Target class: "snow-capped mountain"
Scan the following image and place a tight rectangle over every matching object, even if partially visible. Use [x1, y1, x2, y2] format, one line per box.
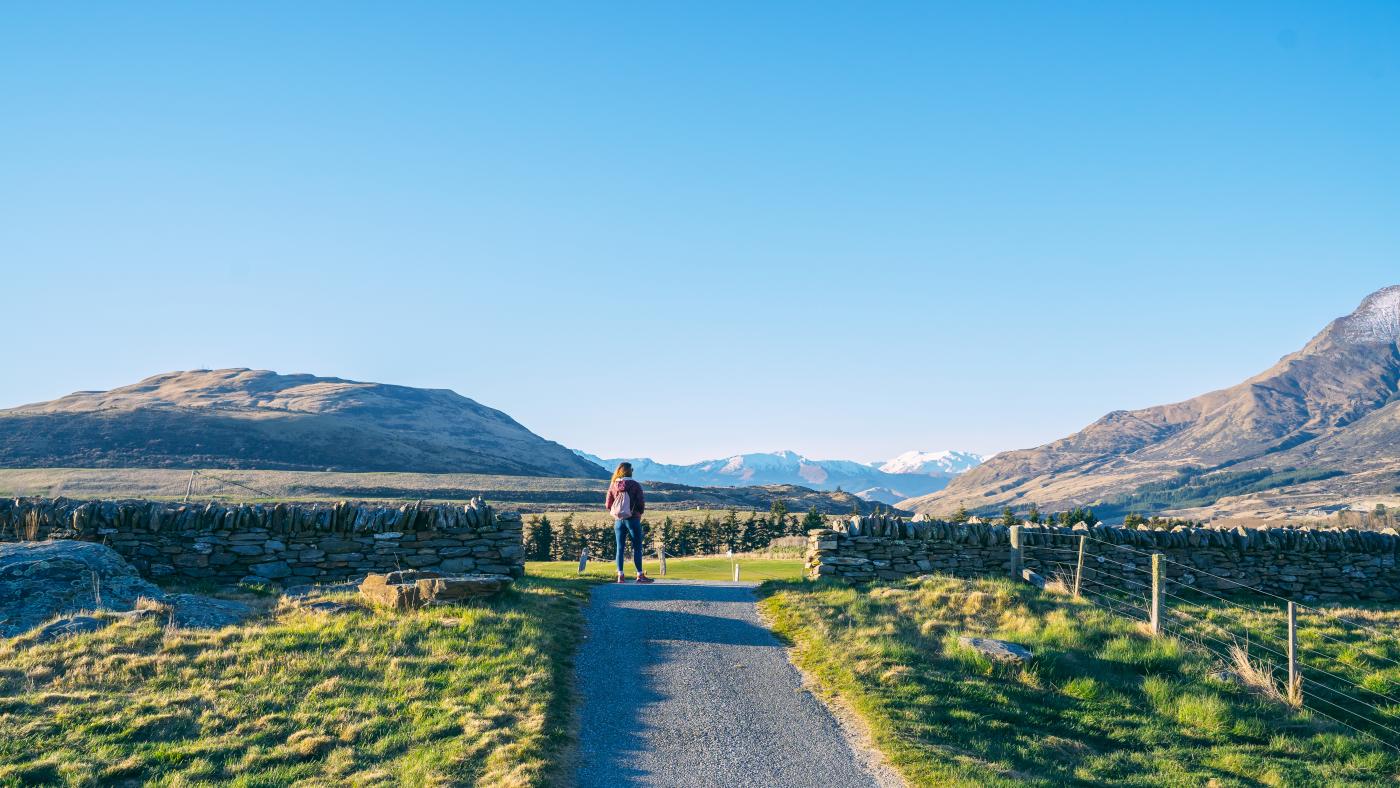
[878, 450, 984, 476]
[573, 449, 983, 505]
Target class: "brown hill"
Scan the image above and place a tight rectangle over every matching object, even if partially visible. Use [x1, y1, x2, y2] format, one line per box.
[0, 369, 606, 479]
[902, 286, 1400, 520]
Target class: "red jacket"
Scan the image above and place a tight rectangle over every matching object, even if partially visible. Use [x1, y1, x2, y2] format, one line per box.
[605, 478, 645, 518]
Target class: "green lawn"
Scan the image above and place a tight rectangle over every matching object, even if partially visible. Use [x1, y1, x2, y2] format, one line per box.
[759, 574, 1396, 786]
[0, 578, 595, 787]
[527, 556, 804, 582]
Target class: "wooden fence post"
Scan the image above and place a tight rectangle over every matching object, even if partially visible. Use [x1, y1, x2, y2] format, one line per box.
[578, 547, 589, 575]
[1150, 553, 1163, 635]
[1287, 601, 1301, 705]
[1073, 535, 1086, 599]
[1009, 525, 1023, 581]
[658, 545, 667, 577]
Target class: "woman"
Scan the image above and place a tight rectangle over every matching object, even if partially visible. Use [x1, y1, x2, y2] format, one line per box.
[605, 462, 654, 584]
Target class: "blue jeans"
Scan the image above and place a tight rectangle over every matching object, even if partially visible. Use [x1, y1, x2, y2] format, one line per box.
[615, 516, 643, 574]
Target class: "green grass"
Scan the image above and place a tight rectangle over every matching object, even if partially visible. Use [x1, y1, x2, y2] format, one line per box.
[0, 578, 596, 787]
[1162, 595, 1400, 742]
[527, 556, 804, 582]
[520, 509, 776, 529]
[758, 574, 1397, 786]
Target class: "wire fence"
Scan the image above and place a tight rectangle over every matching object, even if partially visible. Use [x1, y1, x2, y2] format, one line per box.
[1015, 526, 1400, 753]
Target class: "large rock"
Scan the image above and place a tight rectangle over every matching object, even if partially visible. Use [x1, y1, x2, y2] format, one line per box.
[0, 541, 163, 637]
[0, 541, 259, 639]
[359, 570, 512, 610]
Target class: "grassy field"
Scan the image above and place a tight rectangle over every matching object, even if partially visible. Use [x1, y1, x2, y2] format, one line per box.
[527, 556, 804, 582]
[520, 509, 784, 528]
[0, 468, 875, 514]
[0, 578, 596, 787]
[759, 574, 1396, 786]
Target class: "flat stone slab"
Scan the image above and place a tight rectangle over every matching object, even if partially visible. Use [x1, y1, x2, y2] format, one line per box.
[959, 636, 1034, 663]
[359, 569, 511, 610]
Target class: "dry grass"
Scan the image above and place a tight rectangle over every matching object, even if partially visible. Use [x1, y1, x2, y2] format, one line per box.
[1227, 644, 1301, 708]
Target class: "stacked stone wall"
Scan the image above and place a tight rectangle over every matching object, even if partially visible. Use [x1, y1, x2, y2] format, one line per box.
[0, 497, 523, 584]
[807, 515, 1400, 602]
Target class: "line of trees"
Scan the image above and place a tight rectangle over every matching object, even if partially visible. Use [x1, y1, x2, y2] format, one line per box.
[954, 502, 1103, 527]
[522, 502, 827, 561]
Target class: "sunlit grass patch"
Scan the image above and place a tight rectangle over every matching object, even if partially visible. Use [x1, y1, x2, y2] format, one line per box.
[526, 555, 802, 581]
[0, 578, 593, 787]
[758, 573, 1398, 786]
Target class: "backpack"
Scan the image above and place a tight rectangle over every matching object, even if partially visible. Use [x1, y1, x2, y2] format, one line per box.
[609, 482, 633, 519]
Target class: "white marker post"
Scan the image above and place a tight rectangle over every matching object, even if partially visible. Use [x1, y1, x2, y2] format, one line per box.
[733, 563, 740, 582]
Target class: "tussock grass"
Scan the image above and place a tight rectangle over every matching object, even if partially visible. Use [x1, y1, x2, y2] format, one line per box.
[758, 574, 1396, 786]
[0, 578, 593, 786]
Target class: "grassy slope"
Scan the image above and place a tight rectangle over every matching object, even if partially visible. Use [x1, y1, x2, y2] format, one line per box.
[758, 575, 1396, 787]
[0, 578, 597, 787]
[527, 556, 804, 582]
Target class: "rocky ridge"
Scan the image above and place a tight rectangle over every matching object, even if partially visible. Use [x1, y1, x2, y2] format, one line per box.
[903, 286, 1400, 520]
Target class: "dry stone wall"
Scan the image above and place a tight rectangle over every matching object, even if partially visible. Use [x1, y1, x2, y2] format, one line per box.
[807, 515, 1400, 602]
[0, 497, 523, 585]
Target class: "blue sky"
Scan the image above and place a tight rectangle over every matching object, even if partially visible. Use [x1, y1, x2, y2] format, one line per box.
[3, 2, 1397, 464]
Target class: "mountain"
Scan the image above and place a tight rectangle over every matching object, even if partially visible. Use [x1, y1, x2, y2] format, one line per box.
[575, 449, 983, 504]
[878, 450, 984, 476]
[0, 369, 607, 478]
[902, 286, 1400, 521]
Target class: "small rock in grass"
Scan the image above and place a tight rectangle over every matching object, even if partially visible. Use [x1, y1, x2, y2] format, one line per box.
[958, 636, 1033, 664]
[35, 615, 109, 643]
[282, 580, 363, 600]
[165, 594, 257, 629]
[297, 599, 359, 616]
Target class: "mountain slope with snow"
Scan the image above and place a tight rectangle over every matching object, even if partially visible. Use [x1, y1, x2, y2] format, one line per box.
[878, 450, 984, 476]
[574, 449, 983, 504]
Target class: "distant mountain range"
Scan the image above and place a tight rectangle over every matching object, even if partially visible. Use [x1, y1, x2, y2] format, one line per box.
[0, 369, 606, 479]
[904, 285, 1400, 522]
[574, 449, 983, 504]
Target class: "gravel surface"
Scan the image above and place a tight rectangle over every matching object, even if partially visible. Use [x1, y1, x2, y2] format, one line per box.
[573, 580, 881, 787]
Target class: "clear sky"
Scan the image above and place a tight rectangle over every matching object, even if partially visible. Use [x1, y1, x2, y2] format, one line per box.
[3, 2, 1398, 464]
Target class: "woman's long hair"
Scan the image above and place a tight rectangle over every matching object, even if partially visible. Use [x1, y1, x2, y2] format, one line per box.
[610, 462, 633, 484]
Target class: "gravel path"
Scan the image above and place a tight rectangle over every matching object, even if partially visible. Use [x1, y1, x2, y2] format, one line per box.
[573, 579, 882, 788]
